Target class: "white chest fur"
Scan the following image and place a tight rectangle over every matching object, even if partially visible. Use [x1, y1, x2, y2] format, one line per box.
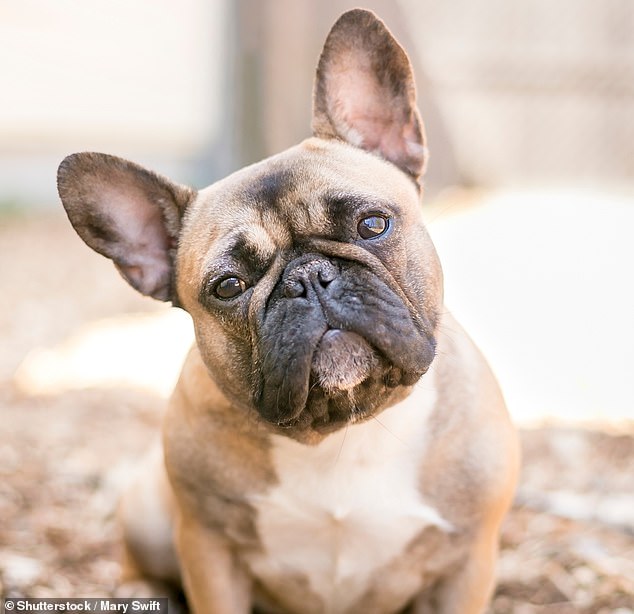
[246, 382, 452, 613]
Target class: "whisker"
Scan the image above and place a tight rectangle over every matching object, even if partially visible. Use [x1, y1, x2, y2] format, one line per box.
[334, 424, 349, 467]
[371, 414, 412, 450]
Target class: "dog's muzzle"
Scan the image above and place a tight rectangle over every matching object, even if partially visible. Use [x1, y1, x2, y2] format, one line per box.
[256, 254, 435, 428]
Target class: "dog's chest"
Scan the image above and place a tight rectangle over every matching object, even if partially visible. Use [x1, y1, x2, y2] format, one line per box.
[245, 389, 452, 613]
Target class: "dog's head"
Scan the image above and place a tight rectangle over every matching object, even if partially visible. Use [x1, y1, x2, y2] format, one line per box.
[57, 9, 443, 440]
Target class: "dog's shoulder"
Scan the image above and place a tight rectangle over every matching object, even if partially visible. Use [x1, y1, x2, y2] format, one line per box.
[163, 347, 276, 527]
[422, 311, 520, 524]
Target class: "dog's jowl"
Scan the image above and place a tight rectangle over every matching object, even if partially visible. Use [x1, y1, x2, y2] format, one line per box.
[57, 9, 519, 614]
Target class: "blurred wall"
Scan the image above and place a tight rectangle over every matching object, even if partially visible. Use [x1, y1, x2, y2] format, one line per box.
[2, 0, 633, 207]
[232, 0, 461, 191]
[401, 0, 634, 187]
[234, 0, 634, 191]
[0, 0, 229, 206]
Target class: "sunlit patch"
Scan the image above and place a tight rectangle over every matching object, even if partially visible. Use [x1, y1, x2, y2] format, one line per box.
[14, 310, 194, 398]
[426, 188, 634, 428]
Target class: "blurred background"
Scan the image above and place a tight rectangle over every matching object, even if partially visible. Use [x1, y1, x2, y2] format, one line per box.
[1, 0, 633, 612]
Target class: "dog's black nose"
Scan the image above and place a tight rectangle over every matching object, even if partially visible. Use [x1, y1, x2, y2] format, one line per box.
[282, 256, 338, 299]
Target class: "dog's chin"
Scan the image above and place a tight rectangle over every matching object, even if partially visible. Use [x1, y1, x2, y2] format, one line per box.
[266, 329, 424, 437]
[311, 329, 378, 392]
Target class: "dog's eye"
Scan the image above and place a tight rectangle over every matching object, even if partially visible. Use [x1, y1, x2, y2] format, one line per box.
[357, 215, 389, 239]
[214, 276, 247, 300]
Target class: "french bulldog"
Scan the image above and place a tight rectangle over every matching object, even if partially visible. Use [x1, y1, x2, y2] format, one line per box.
[57, 8, 519, 614]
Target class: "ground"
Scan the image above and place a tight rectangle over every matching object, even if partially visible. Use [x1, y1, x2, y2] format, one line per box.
[1, 213, 633, 613]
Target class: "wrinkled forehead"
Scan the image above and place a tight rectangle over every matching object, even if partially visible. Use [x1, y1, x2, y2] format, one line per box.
[183, 138, 418, 263]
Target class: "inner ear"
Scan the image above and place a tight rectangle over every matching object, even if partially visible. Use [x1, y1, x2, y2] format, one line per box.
[312, 9, 427, 181]
[57, 152, 196, 302]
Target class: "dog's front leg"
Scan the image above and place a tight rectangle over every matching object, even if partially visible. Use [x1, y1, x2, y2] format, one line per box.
[411, 476, 516, 614]
[175, 511, 252, 614]
[414, 525, 499, 614]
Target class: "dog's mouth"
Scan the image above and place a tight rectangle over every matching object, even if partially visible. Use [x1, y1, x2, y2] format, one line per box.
[264, 328, 427, 435]
[257, 322, 434, 433]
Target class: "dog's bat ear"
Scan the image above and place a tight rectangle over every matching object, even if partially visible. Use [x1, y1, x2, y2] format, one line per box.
[57, 152, 196, 302]
[312, 9, 427, 181]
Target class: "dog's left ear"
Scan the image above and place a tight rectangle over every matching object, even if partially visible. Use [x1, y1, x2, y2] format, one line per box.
[57, 152, 195, 302]
[313, 9, 427, 181]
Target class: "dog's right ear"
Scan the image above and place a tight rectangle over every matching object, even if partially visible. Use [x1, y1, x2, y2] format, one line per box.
[57, 152, 196, 302]
[313, 9, 427, 181]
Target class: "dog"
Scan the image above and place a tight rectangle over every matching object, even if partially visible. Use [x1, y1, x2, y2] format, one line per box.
[57, 9, 519, 614]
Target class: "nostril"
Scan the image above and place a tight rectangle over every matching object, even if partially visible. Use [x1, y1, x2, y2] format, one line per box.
[282, 258, 337, 298]
[284, 278, 306, 299]
[318, 268, 336, 288]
